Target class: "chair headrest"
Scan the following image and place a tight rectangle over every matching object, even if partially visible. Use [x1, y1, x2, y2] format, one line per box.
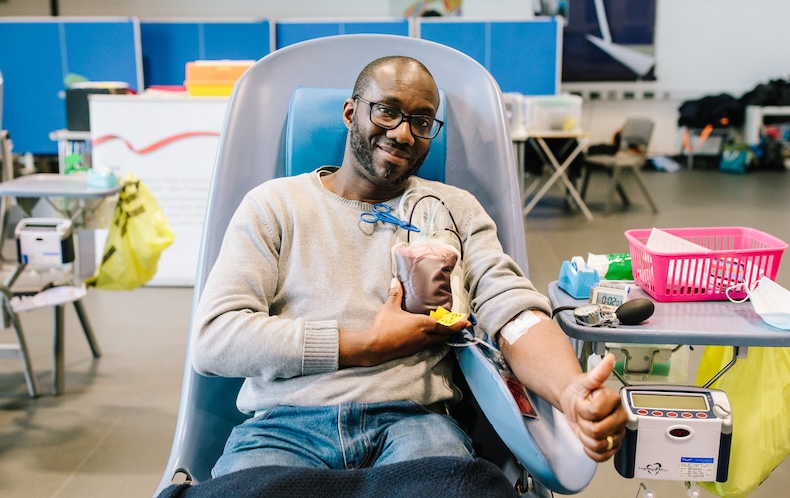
[285, 87, 446, 182]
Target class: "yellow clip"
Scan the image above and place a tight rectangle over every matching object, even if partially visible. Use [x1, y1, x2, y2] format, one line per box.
[431, 306, 467, 326]
[430, 306, 449, 320]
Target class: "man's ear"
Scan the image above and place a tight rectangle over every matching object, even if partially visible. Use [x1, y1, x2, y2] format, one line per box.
[342, 98, 355, 129]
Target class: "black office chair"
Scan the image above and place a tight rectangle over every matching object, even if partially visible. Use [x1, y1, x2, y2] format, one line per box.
[580, 118, 660, 214]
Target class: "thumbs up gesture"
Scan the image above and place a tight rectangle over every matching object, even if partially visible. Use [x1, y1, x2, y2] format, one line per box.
[559, 354, 629, 461]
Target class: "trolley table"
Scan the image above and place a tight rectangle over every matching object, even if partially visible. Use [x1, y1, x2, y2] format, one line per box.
[547, 280, 790, 385]
[0, 174, 121, 395]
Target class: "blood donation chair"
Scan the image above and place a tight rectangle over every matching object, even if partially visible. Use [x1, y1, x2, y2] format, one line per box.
[155, 34, 596, 497]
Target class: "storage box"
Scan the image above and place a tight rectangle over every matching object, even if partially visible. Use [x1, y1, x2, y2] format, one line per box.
[523, 94, 583, 133]
[66, 81, 130, 131]
[185, 60, 255, 96]
[15, 218, 75, 268]
[625, 227, 788, 302]
[503, 92, 528, 136]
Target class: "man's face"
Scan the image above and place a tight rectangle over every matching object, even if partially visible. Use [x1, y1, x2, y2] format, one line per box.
[348, 116, 427, 186]
[346, 64, 439, 189]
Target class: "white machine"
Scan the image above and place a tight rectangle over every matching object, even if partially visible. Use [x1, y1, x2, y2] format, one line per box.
[615, 385, 732, 482]
[15, 218, 75, 268]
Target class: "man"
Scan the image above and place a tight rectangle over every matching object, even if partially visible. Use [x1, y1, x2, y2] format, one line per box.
[192, 55, 626, 478]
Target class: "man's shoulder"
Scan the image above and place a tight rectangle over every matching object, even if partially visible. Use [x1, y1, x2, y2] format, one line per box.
[411, 177, 474, 201]
[248, 172, 314, 196]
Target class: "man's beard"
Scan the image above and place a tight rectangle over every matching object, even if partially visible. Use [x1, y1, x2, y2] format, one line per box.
[349, 119, 428, 186]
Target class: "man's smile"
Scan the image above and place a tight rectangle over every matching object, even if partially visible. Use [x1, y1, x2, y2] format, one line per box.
[377, 143, 411, 164]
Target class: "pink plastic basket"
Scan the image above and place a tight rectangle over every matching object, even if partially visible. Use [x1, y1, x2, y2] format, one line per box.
[625, 227, 788, 302]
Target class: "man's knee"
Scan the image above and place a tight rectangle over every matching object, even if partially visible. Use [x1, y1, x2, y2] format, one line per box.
[376, 414, 474, 464]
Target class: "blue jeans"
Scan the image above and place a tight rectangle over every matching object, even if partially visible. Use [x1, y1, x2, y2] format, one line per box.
[212, 401, 474, 477]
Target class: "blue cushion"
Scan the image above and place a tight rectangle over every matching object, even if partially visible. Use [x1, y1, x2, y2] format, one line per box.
[285, 87, 446, 182]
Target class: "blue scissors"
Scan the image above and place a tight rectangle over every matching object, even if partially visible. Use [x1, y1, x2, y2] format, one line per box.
[360, 203, 420, 232]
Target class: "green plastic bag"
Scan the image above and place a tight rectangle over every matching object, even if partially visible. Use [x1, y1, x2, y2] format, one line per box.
[85, 174, 175, 290]
[695, 346, 790, 497]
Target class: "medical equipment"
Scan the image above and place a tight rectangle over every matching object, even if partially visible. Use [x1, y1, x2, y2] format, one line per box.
[15, 218, 75, 268]
[727, 276, 790, 330]
[393, 241, 460, 315]
[360, 203, 420, 232]
[573, 304, 609, 326]
[615, 385, 732, 482]
[401, 190, 464, 256]
[590, 281, 631, 313]
[392, 189, 466, 315]
[555, 298, 654, 327]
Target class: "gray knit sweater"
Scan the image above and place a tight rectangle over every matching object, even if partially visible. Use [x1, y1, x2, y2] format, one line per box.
[191, 168, 551, 415]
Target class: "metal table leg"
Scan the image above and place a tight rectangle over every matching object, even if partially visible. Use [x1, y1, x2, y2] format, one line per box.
[52, 304, 65, 395]
[1, 293, 39, 397]
[73, 299, 101, 358]
[523, 136, 593, 220]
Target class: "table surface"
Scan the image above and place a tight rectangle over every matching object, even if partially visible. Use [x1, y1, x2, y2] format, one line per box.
[511, 129, 591, 141]
[49, 129, 92, 141]
[0, 173, 122, 199]
[547, 280, 790, 347]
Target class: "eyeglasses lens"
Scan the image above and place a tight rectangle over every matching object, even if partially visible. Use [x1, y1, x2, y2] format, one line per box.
[367, 102, 440, 139]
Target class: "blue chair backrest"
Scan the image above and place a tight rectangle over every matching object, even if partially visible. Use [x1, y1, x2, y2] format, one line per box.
[285, 87, 446, 181]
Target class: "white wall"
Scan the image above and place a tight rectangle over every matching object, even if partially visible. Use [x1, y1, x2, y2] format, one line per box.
[0, 0, 50, 15]
[565, 0, 790, 155]
[655, 0, 790, 96]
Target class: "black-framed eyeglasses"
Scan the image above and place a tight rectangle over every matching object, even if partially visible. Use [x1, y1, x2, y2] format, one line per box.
[354, 96, 444, 139]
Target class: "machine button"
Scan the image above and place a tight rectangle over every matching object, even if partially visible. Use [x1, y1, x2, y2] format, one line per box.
[681, 412, 693, 418]
[636, 409, 648, 415]
[667, 411, 678, 417]
[696, 412, 708, 418]
[652, 411, 663, 417]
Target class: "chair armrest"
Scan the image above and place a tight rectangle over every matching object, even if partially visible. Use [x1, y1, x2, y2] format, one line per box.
[454, 342, 597, 494]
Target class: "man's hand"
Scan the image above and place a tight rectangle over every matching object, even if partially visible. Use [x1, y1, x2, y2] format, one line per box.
[339, 278, 471, 367]
[559, 353, 628, 462]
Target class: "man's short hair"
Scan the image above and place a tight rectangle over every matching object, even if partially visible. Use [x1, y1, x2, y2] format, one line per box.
[352, 56, 435, 98]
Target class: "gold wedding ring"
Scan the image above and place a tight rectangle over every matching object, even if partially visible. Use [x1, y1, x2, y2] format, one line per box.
[606, 435, 614, 451]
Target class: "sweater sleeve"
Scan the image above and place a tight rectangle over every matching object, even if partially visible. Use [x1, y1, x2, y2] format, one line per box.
[458, 193, 552, 336]
[191, 192, 339, 380]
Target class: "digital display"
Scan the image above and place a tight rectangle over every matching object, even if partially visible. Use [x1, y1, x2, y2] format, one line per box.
[598, 292, 624, 306]
[630, 392, 708, 411]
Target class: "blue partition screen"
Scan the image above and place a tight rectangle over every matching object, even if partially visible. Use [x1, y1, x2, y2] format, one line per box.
[0, 18, 141, 154]
[276, 20, 410, 49]
[0, 17, 560, 154]
[418, 18, 560, 96]
[141, 20, 271, 87]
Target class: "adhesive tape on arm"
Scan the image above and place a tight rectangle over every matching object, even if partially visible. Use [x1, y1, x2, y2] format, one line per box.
[500, 311, 549, 345]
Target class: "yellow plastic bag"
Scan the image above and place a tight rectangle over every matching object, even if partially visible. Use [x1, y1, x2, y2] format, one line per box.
[85, 174, 175, 290]
[695, 345, 790, 497]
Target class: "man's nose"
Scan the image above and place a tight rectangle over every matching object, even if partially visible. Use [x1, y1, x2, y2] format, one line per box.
[387, 120, 415, 145]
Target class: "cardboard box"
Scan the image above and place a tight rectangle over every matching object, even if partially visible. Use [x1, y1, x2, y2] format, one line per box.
[185, 60, 255, 97]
